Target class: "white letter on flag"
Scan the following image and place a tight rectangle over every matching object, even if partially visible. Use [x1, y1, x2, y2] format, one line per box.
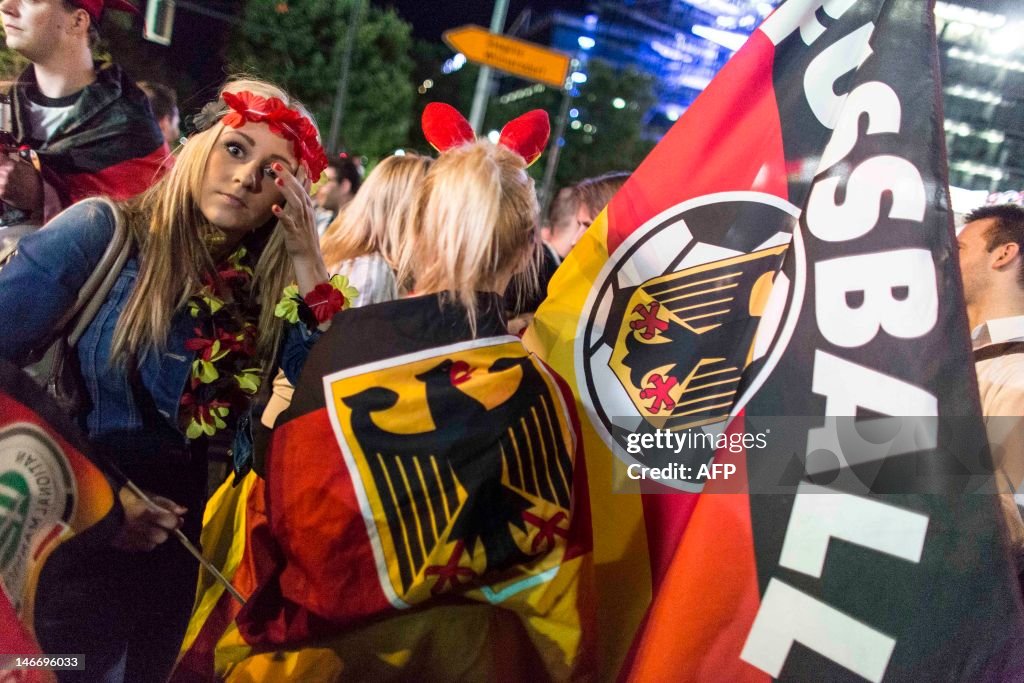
[760, 0, 860, 46]
[808, 156, 926, 243]
[741, 578, 896, 682]
[778, 482, 929, 577]
[815, 249, 937, 347]
[817, 82, 902, 174]
[803, 22, 876, 128]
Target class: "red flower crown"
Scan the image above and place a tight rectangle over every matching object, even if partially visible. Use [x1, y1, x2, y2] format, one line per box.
[221, 91, 328, 180]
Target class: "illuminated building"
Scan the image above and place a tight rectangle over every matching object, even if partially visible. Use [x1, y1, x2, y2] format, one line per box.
[936, 0, 1024, 195]
[509, 0, 1020, 196]
[522, 0, 777, 136]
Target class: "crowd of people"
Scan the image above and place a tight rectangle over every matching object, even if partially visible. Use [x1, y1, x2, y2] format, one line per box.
[0, 1, 621, 680]
[1, 0, 1023, 682]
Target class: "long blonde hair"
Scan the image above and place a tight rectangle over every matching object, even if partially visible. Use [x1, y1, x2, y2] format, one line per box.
[111, 78, 320, 373]
[397, 140, 539, 334]
[320, 153, 431, 270]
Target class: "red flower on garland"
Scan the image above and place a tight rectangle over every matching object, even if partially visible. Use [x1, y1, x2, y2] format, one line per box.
[304, 283, 345, 324]
[221, 90, 328, 179]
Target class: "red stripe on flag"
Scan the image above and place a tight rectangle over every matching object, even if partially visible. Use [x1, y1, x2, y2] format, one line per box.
[63, 143, 173, 203]
[624, 415, 765, 681]
[640, 487, 700, 591]
[605, 31, 786, 254]
[31, 525, 63, 562]
[237, 408, 391, 648]
[0, 590, 47, 675]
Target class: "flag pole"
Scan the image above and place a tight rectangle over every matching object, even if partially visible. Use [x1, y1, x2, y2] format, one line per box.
[97, 451, 248, 607]
[539, 72, 574, 216]
[326, 0, 366, 155]
[120, 479, 247, 606]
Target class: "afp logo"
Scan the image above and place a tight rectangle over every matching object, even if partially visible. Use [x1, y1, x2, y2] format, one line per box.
[575, 192, 804, 487]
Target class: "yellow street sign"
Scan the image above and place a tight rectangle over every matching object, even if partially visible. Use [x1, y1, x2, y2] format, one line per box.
[443, 25, 573, 90]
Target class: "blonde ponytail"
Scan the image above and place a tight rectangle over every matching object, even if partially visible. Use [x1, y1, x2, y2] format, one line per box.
[398, 141, 540, 334]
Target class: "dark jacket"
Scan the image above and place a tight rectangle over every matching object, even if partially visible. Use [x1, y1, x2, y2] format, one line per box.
[6, 62, 171, 224]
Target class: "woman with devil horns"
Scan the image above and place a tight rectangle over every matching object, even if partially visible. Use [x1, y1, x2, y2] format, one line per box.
[214, 104, 595, 679]
[0, 78, 345, 682]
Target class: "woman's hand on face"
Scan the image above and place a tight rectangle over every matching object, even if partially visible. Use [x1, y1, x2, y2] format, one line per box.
[111, 486, 186, 552]
[271, 163, 316, 256]
[271, 163, 329, 293]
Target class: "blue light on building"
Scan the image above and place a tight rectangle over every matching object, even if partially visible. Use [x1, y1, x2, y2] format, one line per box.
[535, 0, 782, 136]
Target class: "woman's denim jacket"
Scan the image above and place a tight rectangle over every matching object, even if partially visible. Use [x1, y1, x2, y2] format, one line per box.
[0, 199, 315, 445]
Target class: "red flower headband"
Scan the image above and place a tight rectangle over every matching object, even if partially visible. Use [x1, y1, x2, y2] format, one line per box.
[422, 102, 550, 167]
[221, 91, 328, 180]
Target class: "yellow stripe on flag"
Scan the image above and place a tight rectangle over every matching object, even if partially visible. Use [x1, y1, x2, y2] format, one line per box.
[524, 210, 652, 677]
[178, 471, 256, 658]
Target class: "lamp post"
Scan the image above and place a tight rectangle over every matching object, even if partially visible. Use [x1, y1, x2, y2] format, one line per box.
[327, 0, 365, 156]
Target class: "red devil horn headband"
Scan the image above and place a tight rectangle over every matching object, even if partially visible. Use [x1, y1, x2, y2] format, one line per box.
[421, 102, 550, 167]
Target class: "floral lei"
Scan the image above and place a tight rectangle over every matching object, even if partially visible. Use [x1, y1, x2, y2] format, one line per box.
[274, 274, 358, 328]
[179, 245, 262, 439]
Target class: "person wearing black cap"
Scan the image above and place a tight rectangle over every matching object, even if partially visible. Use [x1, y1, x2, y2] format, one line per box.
[0, 0, 170, 227]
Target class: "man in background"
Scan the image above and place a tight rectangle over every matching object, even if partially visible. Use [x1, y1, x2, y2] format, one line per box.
[957, 204, 1024, 550]
[540, 186, 579, 265]
[137, 80, 180, 148]
[315, 153, 362, 234]
[0, 0, 169, 226]
[570, 171, 631, 248]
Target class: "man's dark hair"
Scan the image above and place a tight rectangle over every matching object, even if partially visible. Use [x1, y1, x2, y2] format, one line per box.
[574, 171, 631, 219]
[61, 1, 100, 48]
[137, 81, 177, 120]
[965, 203, 1024, 287]
[328, 154, 362, 195]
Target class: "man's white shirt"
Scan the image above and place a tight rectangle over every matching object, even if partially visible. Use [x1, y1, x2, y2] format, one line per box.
[972, 315, 1024, 505]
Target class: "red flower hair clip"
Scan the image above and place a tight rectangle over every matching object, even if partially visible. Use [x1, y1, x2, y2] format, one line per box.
[422, 102, 550, 167]
[221, 91, 329, 180]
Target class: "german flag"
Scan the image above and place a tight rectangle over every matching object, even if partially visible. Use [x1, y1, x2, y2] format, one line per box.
[0, 360, 118, 678]
[175, 295, 595, 680]
[525, 0, 1024, 679]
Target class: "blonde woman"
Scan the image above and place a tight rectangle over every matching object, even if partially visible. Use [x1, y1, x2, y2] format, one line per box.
[321, 156, 430, 303]
[320, 153, 430, 303]
[0, 78, 341, 682]
[258, 153, 430, 430]
[227, 105, 594, 680]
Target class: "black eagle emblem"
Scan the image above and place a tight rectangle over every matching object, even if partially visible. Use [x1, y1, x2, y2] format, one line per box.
[340, 353, 574, 599]
[612, 246, 788, 430]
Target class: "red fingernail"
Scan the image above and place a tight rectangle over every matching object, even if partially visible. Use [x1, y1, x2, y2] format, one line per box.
[275, 178, 284, 186]
[273, 163, 283, 172]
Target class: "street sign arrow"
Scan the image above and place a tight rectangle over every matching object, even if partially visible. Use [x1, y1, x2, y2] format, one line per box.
[443, 25, 573, 90]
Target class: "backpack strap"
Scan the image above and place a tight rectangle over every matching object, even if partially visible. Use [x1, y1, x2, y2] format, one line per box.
[21, 197, 131, 363]
[974, 342, 1024, 363]
[64, 197, 131, 347]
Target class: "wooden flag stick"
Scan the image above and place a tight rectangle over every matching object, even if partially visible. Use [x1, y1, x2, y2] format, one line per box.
[122, 479, 247, 606]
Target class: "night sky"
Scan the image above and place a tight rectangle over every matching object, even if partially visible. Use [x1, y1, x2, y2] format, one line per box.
[376, 0, 589, 41]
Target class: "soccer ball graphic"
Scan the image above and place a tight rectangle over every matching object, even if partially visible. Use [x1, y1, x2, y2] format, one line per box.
[575, 191, 803, 491]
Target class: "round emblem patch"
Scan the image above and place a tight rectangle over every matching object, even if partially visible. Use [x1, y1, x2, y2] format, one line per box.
[0, 424, 75, 610]
[574, 191, 804, 489]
